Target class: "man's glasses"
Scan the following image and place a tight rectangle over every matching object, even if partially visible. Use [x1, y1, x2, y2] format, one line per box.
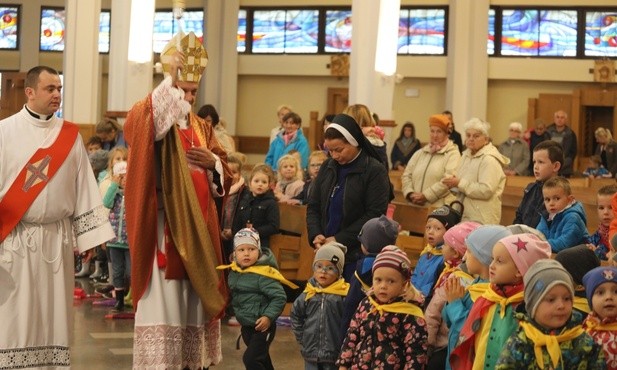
[313, 262, 338, 275]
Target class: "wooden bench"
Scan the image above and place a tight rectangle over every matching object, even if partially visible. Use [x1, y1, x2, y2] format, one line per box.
[505, 175, 590, 189]
[389, 170, 403, 192]
[390, 201, 434, 236]
[395, 234, 425, 269]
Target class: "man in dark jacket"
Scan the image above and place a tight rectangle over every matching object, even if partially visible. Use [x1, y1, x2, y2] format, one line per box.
[546, 110, 577, 177]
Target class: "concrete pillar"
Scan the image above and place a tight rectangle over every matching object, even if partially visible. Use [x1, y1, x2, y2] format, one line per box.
[62, 0, 101, 124]
[445, 0, 489, 123]
[201, 0, 239, 135]
[107, 0, 154, 115]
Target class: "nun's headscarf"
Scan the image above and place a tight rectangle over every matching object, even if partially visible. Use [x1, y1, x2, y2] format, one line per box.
[327, 114, 383, 163]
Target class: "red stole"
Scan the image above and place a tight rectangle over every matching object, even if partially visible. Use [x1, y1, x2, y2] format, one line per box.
[0, 121, 78, 243]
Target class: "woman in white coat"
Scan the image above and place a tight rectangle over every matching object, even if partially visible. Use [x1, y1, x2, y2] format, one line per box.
[442, 118, 509, 225]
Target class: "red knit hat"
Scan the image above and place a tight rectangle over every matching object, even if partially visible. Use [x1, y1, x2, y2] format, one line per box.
[372, 245, 412, 280]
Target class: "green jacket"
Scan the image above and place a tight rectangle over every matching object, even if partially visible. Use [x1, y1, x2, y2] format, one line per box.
[228, 249, 287, 327]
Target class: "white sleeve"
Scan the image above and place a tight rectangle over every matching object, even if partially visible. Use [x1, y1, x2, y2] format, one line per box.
[151, 76, 192, 141]
[207, 153, 225, 198]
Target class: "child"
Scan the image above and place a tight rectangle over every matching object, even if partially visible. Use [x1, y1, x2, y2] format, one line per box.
[102, 161, 131, 312]
[583, 266, 617, 369]
[85, 135, 103, 153]
[288, 150, 327, 205]
[442, 224, 512, 370]
[495, 259, 605, 369]
[232, 164, 280, 250]
[221, 155, 246, 260]
[588, 185, 617, 260]
[425, 221, 480, 369]
[451, 233, 552, 370]
[216, 228, 296, 370]
[339, 215, 400, 344]
[412, 202, 463, 298]
[537, 176, 589, 253]
[555, 245, 601, 315]
[291, 242, 350, 370]
[88, 149, 109, 181]
[99, 146, 129, 198]
[337, 246, 428, 369]
[274, 154, 304, 203]
[514, 140, 563, 227]
[584, 155, 612, 179]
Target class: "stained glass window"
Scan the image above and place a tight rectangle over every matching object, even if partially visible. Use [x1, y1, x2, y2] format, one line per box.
[585, 11, 617, 57]
[238, 9, 246, 52]
[40, 8, 111, 53]
[0, 6, 19, 50]
[398, 8, 446, 55]
[488, 8, 495, 55]
[152, 9, 204, 53]
[325, 10, 352, 53]
[252, 10, 318, 53]
[501, 9, 577, 57]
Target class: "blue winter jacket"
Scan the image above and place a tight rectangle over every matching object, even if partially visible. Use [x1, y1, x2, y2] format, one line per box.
[537, 201, 589, 253]
[265, 129, 310, 170]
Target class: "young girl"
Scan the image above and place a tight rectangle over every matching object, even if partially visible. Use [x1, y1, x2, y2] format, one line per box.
[451, 233, 552, 370]
[424, 221, 479, 369]
[232, 164, 280, 250]
[412, 202, 462, 298]
[583, 266, 617, 369]
[495, 259, 605, 369]
[337, 246, 428, 369]
[291, 242, 349, 370]
[288, 150, 327, 205]
[274, 154, 304, 203]
[555, 245, 601, 315]
[442, 225, 513, 370]
[103, 161, 131, 312]
[221, 155, 246, 260]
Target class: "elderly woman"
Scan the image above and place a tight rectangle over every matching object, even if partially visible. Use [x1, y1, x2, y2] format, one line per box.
[401, 114, 461, 207]
[391, 122, 421, 170]
[498, 122, 530, 176]
[594, 127, 617, 177]
[307, 114, 390, 281]
[265, 111, 310, 170]
[442, 118, 509, 225]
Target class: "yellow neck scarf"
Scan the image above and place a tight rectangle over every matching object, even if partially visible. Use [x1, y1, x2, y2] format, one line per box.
[354, 270, 371, 292]
[217, 262, 299, 289]
[367, 295, 424, 318]
[584, 316, 617, 332]
[304, 279, 350, 301]
[467, 282, 490, 302]
[420, 244, 443, 256]
[519, 321, 584, 369]
[573, 296, 591, 314]
[481, 286, 524, 318]
[436, 262, 473, 287]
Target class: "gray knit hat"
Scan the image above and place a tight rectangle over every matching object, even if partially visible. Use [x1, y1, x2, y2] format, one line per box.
[88, 149, 109, 173]
[358, 215, 399, 254]
[233, 228, 261, 251]
[314, 242, 347, 276]
[465, 225, 512, 266]
[524, 259, 574, 319]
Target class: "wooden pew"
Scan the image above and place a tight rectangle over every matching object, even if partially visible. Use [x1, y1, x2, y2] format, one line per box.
[391, 201, 434, 236]
[395, 234, 425, 269]
[389, 170, 403, 192]
[505, 175, 590, 189]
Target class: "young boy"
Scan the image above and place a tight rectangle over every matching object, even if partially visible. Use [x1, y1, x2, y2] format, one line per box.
[85, 135, 103, 154]
[216, 228, 297, 369]
[514, 140, 563, 228]
[537, 176, 589, 253]
[291, 242, 349, 370]
[451, 233, 552, 370]
[337, 246, 428, 369]
[495, 259, 604, 369]
[339, 215, 400, 344]
[221, 155, 246, 260]
[588, 185, 617, 260]
[412, 202, 463, 298]
[583, 155, 612, 179]
[583, 266, 617, 369]
[442, 225, 512, 370]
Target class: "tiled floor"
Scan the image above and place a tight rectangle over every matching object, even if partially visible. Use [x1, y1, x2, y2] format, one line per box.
[71, 278, 304, 369]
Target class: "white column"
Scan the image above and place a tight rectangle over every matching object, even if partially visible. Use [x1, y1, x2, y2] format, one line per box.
[349, 0, 399, 121]
[107, 0, 154, 114]
[19, 3, 40, 72]
[445, 0, 489, 122]
[63, 0, 101, 123]
[201, 0, 239, 135]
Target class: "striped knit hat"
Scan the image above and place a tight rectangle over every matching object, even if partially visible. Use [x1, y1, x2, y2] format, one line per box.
[372, 245, 412, 280]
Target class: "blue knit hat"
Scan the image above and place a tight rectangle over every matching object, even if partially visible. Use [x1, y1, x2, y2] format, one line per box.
[582, 266, 617, 310]
[465, 225, 512, 266]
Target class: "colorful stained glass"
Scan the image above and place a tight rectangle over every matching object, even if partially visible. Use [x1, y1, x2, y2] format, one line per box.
[252, 10, 318, 53]
[153, 10, 204, 53]
[501, 9, 577, 57]
[585, 11, 617, 57]
[325, 10, 352, 53]
[488, 8, 495, 55]
[99, 11, 110, 54]
[237, 9, 246, 52]
[0, 6, 18, 50]
[40, 8, 111, 53]
[399, 8, 446, 55]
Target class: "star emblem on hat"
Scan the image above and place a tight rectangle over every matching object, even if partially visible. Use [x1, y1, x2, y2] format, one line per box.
[603, 269, 615, 280]
[513, 237, 528, 253]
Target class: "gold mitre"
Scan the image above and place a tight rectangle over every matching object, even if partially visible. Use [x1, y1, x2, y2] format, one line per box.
[160, 32, 208, 83]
